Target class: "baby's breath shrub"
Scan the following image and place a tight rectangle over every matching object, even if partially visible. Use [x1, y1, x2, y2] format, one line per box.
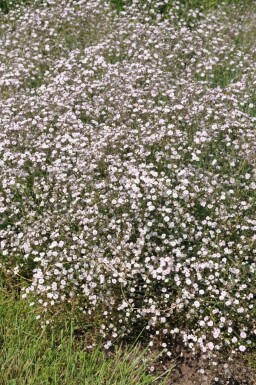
[0, 0, 255, 358]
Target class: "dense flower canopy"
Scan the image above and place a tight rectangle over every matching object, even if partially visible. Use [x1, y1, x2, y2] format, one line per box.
[0, 0, 255, 356]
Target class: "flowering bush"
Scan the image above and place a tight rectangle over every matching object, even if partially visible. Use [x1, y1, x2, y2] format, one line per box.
[0, 0, 255, 356]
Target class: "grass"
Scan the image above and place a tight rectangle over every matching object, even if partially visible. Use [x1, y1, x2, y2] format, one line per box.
[0, 0, 29, 13]
[0, 287, 168, 385]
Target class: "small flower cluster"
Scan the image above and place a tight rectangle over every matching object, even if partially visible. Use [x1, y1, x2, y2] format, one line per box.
[0, 0, 255, 356]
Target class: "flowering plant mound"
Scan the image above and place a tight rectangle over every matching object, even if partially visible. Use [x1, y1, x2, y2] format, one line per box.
[0, 0, 255, 356]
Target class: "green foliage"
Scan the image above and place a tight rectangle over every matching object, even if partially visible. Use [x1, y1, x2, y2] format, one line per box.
[0, 0, 10, 13]
[110, 0, 126, 12]
[0, 288, 166, 385]
[0, 0, 29, 13]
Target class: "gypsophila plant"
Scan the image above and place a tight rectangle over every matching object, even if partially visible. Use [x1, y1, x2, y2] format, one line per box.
[0, 0, 255, 359]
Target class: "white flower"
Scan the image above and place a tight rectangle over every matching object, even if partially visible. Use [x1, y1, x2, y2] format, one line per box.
[239, 345, 246, 352]
[212, 328, 220, 339]
[207, 342, 214, 350]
